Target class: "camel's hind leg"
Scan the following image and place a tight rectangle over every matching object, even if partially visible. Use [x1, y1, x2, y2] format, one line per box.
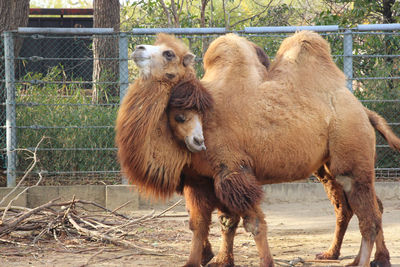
[335, 171, 387, 267]
[371, 225, 391, 267]
[183, 177, 216, 267]
[315, 165, 354, 260]
[207, 210, 240, 267]
[242, 206, 274, 267]
[317, 178, 389, 264]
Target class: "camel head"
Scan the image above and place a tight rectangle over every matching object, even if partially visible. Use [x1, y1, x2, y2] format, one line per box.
[132, 33, 196, 82]
[168, 108, 205, 153]
[168, 77, 214, 153]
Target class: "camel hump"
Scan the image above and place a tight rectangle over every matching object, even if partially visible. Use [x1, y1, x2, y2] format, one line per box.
[276, 30, 335, 66]
[365, 107, 400, 152]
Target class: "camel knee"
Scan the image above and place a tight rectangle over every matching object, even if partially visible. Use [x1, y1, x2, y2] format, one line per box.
[243, 215, 262, 236]
[219, 213, 240, 232]
[189, 217, 209, 235]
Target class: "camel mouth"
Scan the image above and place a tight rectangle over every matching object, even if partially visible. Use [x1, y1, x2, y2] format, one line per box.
[133, 55, 150, 61]
[132, 54, 150, 65]
[132, 49, 151, 65]
[185, 136, 206, 153]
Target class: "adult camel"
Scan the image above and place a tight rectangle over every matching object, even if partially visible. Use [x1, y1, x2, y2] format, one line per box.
[167, 31, 398, 267]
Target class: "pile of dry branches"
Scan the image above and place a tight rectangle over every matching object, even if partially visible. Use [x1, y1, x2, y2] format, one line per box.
[0, 137, 182, 255]
[0, 195, 182, 252]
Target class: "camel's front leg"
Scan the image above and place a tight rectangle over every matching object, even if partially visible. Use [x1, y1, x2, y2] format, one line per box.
[183, 178, 216, 267]
[243, 206, 274, 267]
[207, 210, 240, 267]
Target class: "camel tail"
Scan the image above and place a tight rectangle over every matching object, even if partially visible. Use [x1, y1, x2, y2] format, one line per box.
[365, 107, 400, 152]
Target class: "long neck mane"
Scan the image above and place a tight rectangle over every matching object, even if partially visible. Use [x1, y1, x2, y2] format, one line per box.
[116, 78, 190, 199]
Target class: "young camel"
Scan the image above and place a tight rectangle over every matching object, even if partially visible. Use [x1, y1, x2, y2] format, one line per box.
[167, 32, 400, 267]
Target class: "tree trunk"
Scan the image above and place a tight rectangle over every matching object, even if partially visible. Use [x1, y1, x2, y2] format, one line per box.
[382, 0, 396, 23]
[0, 0, 30, 182]
[200, 0, 210, 56]
[92, 0, 120, 103]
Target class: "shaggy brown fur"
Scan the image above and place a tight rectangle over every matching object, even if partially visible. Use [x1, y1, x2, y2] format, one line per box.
[167, 32, 396, 267]
[115, 34, 212, 199]
[169, 78, 214, 112]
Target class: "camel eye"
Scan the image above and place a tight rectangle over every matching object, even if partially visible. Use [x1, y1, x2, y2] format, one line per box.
[175, 114, 186, 123]
[163, 50, 175, 60]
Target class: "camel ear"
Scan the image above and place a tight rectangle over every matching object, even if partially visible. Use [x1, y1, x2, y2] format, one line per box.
[183, 53, 195, 67]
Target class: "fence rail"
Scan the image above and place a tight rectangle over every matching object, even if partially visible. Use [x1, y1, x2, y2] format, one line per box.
[1, 24, 399, 187]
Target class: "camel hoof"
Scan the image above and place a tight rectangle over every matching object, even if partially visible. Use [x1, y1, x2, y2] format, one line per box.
[345, 261, 359, 267]
[206, 262, 234, 267]
[315, 251, 339, 260]
[370, 259, 391, 267]
[201, 251, 215, 266]
[206, 255, 234, 267]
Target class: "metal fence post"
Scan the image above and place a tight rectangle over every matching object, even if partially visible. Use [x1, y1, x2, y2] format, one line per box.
[4, 31, 16, 187]
[119, 33, 129, 184]
[343, 29, 353, 92]
[119, 33, 129, 102]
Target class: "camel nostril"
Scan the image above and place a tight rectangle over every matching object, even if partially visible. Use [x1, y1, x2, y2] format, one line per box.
[193, 136, 204, 146]
[136, 45, 145, 50]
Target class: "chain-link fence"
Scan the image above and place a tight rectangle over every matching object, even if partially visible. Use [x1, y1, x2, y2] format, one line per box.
[1, 25, 399, 187]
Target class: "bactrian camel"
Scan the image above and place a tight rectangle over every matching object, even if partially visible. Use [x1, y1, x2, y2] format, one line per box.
[116, 32, 400, 267]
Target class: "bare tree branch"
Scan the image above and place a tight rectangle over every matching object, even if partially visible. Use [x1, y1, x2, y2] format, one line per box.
[230, 0, 274, 28]
[159, 0, 172, 27]
[0, 197, 61, 236]
[229, 0, 242, 14]
[170, 0, 180, 27]
[0, 137, 47, 208]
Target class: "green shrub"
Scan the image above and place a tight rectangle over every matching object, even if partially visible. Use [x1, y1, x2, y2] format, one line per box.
[16, 66, 119, 184]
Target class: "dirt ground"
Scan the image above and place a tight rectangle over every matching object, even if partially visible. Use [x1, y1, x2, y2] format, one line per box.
[1, 199, 399, 267]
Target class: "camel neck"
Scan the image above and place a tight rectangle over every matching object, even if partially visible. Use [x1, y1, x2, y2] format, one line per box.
[116, 76, 190, 199]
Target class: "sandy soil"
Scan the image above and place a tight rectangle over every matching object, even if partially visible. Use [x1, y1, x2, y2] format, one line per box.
[1, 199, 399, 267]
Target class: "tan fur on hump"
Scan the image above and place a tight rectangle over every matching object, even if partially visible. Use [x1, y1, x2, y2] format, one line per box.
[115, 34, 194, 199]
[202, 33, 268, 88]
[276, 30, 332, 61]
[268, 31, 346, 91]
[203, 33, 267, 73]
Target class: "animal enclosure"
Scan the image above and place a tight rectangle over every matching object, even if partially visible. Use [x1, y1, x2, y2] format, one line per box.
[1, 24, 399, 187]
